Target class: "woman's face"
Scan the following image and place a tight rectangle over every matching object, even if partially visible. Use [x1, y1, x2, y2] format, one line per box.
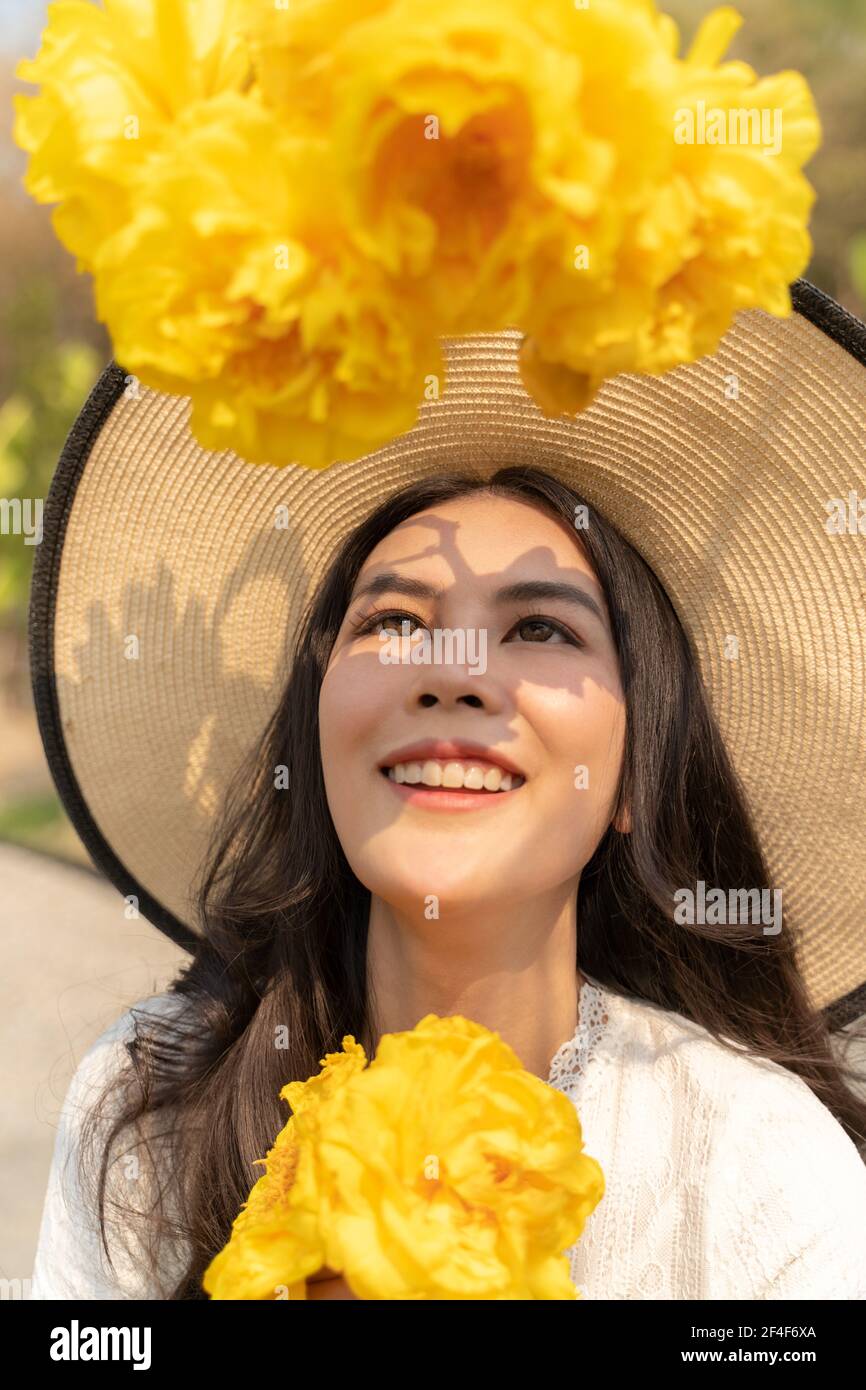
[319, 492, 628, 915]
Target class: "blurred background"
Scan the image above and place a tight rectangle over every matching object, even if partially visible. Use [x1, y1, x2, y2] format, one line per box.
[1, 0, 865, 1292]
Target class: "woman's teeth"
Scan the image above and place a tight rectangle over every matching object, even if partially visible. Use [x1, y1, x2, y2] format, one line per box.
[384, 760, 524, 792]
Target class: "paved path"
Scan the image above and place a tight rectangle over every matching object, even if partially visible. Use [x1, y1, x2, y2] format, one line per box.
[0, 841, 187, 1289]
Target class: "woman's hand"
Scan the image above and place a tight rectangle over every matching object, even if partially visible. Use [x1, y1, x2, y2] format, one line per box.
[306, 1265, 359, 1300]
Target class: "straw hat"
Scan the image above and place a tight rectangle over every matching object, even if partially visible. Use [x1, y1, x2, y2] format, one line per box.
[28, 277, 866, 1027]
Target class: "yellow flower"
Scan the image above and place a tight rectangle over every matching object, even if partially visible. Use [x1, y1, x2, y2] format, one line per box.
[205, 1017, 604, 1300]
[244, 0, 615, 331]
[247, 0, 820, 414]
[12, 0, 253, 267]
[203, 1037, 367, 1300]
[90, 92, 444, 466]
[280, 1034, 369, 1119]
[517, 4, 821, 412]
[309, 1015, 604, 1300]
[13, 0, 821, 462]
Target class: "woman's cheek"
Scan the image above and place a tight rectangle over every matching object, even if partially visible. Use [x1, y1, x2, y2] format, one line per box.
[578, 698, 627, 829]
[529, 684, 624, 830]
[319, 656, 401, 835]
[321, 650, 385, 754]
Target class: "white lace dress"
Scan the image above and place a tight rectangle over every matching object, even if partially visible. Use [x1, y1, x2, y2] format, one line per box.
[551, 977, 866, 1298]
[30, 976, 866, 1299]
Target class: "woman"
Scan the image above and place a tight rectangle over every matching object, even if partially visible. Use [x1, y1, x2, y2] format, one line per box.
[27, 296, 866, 1300]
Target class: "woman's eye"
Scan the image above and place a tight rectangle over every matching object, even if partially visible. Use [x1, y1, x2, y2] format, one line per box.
[356, 609, 426, 638]
[352, 609, 580, 645]
[508, 617, 580, 645]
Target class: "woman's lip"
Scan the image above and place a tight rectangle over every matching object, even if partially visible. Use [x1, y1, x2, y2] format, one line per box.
[380, 769, 525, 811]
[377, 740, 526, 778]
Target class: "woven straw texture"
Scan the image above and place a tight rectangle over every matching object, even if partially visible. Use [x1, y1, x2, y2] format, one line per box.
[34, 300, 866, 1017]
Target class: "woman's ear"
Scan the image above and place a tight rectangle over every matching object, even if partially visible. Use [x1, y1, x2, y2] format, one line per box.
[612, 803, 631, 834]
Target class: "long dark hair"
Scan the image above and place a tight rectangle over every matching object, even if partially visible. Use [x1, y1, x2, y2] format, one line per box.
[79, 465, 866, 1299]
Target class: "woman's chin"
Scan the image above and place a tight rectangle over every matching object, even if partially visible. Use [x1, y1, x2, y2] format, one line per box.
[359, 870, 531, 918]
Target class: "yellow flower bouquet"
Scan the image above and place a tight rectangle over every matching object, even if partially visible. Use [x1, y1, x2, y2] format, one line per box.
[12, 0, 820, 469]
[203, 1014, 605, 1300]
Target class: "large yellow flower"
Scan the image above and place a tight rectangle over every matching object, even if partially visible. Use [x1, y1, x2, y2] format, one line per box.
[246, 0, 820, 413]
[518, 5, 821, 411]
[13, 0, 821, 462]
[12, 0, 253, 266]
[203, 1037, 367, 1300]
[205, 1017, 604, 1300]
[308, 1015, 604, 1300]
[245, 0, 621, 331]
[87, 92, 444, 466]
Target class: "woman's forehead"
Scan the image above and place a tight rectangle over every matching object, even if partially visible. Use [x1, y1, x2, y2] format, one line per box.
[356, 492, 599, 587]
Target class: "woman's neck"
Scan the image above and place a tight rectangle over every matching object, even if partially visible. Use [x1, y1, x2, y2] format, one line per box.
[362, 887, 583, 1082]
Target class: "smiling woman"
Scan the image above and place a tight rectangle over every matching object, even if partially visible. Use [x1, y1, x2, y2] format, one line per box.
[317, 484, 630, 1058]
[28, 461, 866, 1301]
[13, 0, 866, 1308]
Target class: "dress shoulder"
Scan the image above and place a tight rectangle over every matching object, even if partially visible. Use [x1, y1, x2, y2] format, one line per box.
[704, 1046, 866, 1298]
[30, 991, 191, 1300]
[603, 987, 866, 1298]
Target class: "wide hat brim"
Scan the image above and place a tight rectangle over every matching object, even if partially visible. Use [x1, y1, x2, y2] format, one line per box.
[29, 279, 866, 1027]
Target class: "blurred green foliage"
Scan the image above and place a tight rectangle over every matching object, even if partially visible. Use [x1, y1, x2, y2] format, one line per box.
[0, 790, 63, 838]
[0, 278, 100, 628]
[851, 235, 866, 304]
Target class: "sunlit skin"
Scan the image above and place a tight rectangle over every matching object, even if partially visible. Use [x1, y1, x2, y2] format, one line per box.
[312, 492, 630, 1298]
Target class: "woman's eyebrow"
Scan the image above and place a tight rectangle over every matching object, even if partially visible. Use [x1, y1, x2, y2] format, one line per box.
[351, 572, 441, 603]
[351, 572, 607, 628]
[494, 580, 607, 628]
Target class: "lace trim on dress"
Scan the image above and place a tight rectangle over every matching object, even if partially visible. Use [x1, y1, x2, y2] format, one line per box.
[545, 977, 618, 1300]
[546, 977, 614, 1096]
